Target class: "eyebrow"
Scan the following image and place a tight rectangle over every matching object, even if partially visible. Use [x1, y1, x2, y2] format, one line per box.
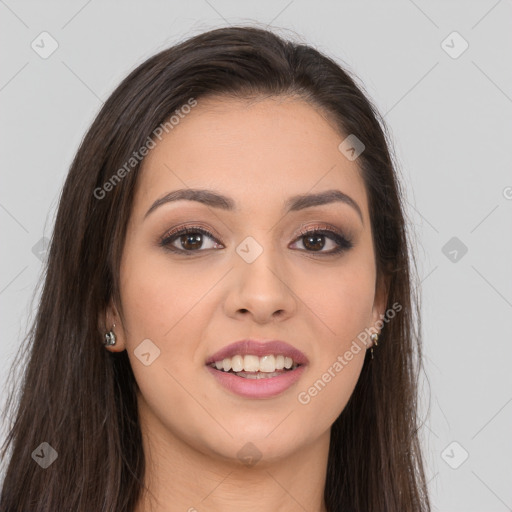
[144, 188, 363, 223]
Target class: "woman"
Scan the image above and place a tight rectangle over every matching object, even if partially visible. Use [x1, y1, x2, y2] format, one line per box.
[0, 25, 431, 511]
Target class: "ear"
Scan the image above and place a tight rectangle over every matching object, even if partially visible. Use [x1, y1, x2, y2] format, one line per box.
[99, 299, 127, 352]
[370, 273, 389, 344]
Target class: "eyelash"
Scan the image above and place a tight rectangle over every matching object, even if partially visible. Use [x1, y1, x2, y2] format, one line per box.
[159, 224, 353, 257]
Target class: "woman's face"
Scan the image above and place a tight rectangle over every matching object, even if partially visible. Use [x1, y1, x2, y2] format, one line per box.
[109, 95, 387, 465]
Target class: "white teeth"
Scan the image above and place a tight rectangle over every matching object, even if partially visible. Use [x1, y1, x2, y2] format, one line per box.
[231, 354, 244, 372]
[210, 354, 300, 373]
[259, 355, 275, 372]
[243, 355, 260, 372]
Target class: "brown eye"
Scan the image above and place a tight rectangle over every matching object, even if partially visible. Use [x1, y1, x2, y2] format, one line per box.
[302, 232, 327, 251]
[159, 225, 353, 256]
[291, 228, 353, 255]
[160, 227, 222, 253]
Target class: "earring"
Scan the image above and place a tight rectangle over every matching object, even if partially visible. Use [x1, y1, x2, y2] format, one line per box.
[370, 332, 379, 360]
[103, 323, 116, 347]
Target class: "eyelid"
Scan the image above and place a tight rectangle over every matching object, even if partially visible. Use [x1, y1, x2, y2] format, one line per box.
[160, 223, 222, 244]
[294, 222, 348, 239]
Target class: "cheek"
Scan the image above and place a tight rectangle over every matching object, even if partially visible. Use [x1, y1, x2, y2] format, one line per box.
[119, 246, 206, 341]
[119, 246, 219, 393]
[119, 249, 211, 418]
[295, 257, 374, 419]
[313, 260, 376, 344]
[295, 278, 372, 429]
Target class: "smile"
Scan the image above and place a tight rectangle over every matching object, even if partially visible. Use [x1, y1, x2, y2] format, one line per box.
[209, 354, 300, 374]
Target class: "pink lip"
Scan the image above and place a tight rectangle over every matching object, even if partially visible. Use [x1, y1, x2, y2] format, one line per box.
[205, 339, 309, 366]
[205, 364, 307, 399]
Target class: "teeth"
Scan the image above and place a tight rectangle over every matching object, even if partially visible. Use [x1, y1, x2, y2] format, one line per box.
[211, 354, 300, 373]
[244, 355, 260, 372]
[231, 354, 244, 372]
[259, 355, 275, 372]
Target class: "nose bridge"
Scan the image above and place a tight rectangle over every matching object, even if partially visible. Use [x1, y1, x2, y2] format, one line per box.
[225, 232, 297, 322]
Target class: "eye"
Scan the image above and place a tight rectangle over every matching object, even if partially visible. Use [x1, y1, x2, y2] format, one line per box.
[290, 226, 353, 255]
[159, 224, 354, 256]
[159, 226, 223, 254]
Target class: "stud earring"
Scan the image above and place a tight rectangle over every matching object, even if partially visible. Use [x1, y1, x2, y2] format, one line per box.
[370, 332, 379, 360]
[103, 323, 116, 347]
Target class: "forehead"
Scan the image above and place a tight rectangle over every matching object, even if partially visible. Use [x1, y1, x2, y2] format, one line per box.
[134, 95, 368, 220]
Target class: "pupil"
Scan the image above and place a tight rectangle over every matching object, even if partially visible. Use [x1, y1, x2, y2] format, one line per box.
[304, 234, 324, 251]
[182, 233, 202, 250]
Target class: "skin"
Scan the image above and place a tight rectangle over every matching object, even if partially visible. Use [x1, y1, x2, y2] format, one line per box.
[103, 95, 388, 512]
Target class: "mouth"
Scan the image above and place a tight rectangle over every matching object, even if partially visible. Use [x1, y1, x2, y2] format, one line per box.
[204, 340, 308, 399]
[207, 354, 303, 379]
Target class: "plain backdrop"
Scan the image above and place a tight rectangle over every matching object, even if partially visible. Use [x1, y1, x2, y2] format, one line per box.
[1, 1, 511, 511]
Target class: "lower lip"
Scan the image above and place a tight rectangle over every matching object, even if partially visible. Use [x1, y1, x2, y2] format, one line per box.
[205, 365, 307, 399]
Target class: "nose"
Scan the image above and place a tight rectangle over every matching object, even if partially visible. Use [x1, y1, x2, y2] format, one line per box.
[223, 247, 297, 324]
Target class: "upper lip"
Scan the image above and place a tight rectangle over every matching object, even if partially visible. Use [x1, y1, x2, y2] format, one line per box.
[205, 339, 309, 366]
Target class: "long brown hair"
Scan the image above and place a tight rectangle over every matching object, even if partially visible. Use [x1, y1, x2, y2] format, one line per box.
[0, 25, 430, 511]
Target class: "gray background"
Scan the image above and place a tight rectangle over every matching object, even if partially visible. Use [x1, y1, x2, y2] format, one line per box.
[1, 1, 511, 510]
